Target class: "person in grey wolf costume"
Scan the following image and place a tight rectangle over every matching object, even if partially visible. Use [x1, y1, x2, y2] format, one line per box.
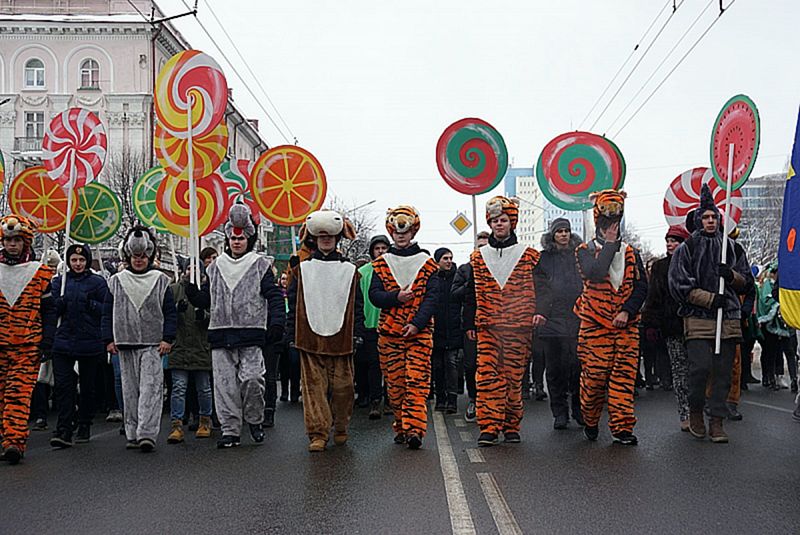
[185, 204, 286, 449]
[102, 226, 177, 452]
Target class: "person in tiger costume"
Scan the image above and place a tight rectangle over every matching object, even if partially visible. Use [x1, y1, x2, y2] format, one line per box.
[575, 190, 647, 446]
[369, 205, 439, 450]
[286, 210, 365, 452]
[462, 196, 546, 447]
[0, 215, 56, 465]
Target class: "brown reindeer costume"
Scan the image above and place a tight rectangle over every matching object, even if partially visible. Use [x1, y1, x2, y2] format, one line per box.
[286, 210, 365, 452]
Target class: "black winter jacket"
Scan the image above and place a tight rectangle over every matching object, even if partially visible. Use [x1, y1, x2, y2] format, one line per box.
[641, 254, 683, 337]
[534, 233, 583, 338]
[433, 266, 463, 349]
[51, 270, 109, 356]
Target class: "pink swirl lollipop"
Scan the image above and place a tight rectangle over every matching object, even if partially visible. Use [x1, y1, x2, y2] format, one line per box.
[219, 159, 261, 223]
[663, 167, 743, 230]
[42, 108, 107, 187]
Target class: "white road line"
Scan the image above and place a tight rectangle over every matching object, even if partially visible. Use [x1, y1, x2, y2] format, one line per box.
[454, 419, 466, 428]
[477, 472, 523, 535]
[465, 448, 485, 463]
[741, 400, 795, 414]
[433, 411, 476, 535]
[459, 431, 473, 443]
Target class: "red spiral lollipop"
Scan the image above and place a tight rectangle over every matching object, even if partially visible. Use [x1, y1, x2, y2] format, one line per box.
[155, 173, 230, 237]
[663, 167, 743, 230]
[42, 108, 107, 187]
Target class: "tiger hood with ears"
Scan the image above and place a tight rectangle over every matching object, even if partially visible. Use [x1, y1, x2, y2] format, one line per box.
[385, 205, 420, 237]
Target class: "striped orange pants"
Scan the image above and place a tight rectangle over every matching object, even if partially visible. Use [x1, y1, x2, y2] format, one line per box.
[378, 333, 433, 438]
[0, 345, 40, 453]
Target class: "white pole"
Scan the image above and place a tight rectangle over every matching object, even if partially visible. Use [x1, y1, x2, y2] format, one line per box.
[187, 97, 200, 287]
[290, 225, 298, 255]
[168, 233, 179, 281]
[60, 153, 76, 296]
[715, 142, 735, 355]
[471, 194, 478, 248]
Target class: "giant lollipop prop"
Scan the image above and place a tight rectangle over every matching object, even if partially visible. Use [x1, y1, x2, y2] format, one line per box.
[155, 50, 229, 283]
[436, 118, 508, 246]
[663, 167, 743, 231]
[70, 182, 121, 244]
[220, 159, 261, 223]
[709, 94, 760, 354]
[8, 166, 77, 233]
[42, 107, 107, 293]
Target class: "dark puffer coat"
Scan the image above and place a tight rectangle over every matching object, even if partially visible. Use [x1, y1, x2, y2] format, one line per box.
[534, 232, 583, 338]
[168, 282, 211, 371]
[51, 271, 109, 356]
[433, 265, 463, 349]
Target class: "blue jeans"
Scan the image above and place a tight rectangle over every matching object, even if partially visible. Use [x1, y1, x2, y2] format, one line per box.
[170, 369, 212, 420]
[111, 353, 123, 412]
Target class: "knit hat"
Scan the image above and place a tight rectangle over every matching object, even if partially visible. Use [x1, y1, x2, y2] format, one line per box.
[44, 249, 61, 268]
[385, 205, 420, 236]
[685, 209, 697, 233]
[485, 196, 519, 230]
[548, 218, 571, 236]
[665, 225, 690, 243]
[368, 234, 391, 259]
[434, 247, 452, 262]
[693, 184, 720, 230]
[66, 243, 93, 266]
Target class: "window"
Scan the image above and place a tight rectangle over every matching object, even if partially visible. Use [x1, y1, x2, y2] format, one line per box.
[80, 59, 100, 89]
[24, 58, 45, 88]
[25, 111, 45, 139]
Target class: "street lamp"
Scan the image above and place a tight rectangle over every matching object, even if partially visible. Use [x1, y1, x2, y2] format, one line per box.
[345, 199, 376, 214]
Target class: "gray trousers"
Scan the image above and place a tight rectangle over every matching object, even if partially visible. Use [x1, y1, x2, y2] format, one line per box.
[212, 346, 266, 436]
[119, 347, 164, 442]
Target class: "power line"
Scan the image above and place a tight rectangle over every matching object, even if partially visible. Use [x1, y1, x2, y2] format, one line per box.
[175, 0, 293, 144]
[199, 0, 297, 143]
[578, 0, 673, 130]
[613, 0, 737, 138]
[604, 0, 715, 134]
[589, 0, 686, 131]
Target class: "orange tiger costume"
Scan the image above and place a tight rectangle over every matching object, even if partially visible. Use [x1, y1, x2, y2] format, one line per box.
[0, 215, 55, 464]
[464, 196, 542, 445]
[574, 191, 647, 444]
[369, 206, 439, 449]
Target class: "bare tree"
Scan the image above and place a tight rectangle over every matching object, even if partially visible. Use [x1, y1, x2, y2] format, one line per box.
[621, 221, 655, 263]
[104, 151, 149, 236]
[324, 195, 377, 260]
[738, 174, 785, 266]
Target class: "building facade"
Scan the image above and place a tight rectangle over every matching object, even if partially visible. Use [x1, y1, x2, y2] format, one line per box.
[738, 172, 785, 265]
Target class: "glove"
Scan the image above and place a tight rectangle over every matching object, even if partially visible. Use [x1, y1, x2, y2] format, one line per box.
[718, 263, 734, 284]
[711, 293, 726, 310]
[177, 299, 189, 313]
[266, 324, 284, 345]
[353, 336, 364, 348]
[645, 327, 660, 344]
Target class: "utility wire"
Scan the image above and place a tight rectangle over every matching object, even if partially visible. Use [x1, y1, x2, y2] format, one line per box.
[613, 0, 737, 138]
[176, 0, 293, 144]
[589, 0, 686, 131]
[578, 0, 673, 130]
[200, 0, 297, 143]
[604, 0, 715, 134]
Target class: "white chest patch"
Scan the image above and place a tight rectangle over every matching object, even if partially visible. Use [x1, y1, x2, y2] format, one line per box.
[604, 240, 628, 291]
[117, 270, 163, 311]
[480, 243, 525, 290]
[383, 252, 429, 289]
[215, 252, 260, 291]
[300, 259, 356, 337]
[0, 262, 41, 307]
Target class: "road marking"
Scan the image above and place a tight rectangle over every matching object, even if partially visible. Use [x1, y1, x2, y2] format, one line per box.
[459, 431, 473, 443]
[477, 472, 523, 535]
[454, 419, 466, 428]
[741, 400, 795, 414]
[466, 448, 485, 463]
[432, 411, 476, 535]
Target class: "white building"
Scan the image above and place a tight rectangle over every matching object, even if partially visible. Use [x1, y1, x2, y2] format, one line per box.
[0, 0, 268, 213]
[503, 166, 586, 248]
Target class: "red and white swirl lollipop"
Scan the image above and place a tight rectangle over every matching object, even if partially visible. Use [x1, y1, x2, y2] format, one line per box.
[42, 108, 107, 187]
[663, 167, 743, 230]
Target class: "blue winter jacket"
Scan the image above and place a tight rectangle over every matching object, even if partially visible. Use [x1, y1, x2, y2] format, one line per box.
[50, 270, 109, 356]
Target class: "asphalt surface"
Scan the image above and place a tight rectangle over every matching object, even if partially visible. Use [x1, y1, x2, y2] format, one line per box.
[3, 383, 799, 534]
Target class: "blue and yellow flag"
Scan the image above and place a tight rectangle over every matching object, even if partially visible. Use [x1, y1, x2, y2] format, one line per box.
[779, 106, 800, 329]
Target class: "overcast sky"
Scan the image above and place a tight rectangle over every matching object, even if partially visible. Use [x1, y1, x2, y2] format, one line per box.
[160, 0, 798, 262]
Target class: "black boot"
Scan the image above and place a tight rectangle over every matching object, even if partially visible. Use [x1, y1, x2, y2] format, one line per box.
[534, 383, 547, 401]
[263, 409, 275, 428]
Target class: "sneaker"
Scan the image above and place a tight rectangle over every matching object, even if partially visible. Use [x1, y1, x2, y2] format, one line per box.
[1, 446, 22, 465]
[584, 425, 599, 441]
[478, 432, 499, 447]
[217, 435, 241, 449]
[125, 440, 140, 450]
[553, 415, 568, 430]
[263, 409, 275, 428]
[368, 400, 382, 420]
[726, 403, 743, 421]
[75, 424, 91, 443]
[32, 418, 48, 431]
[572, 411, 586, 427]
[612, 431, 638, 446]
[464, 400, 476, 423]
[333, 433, 348, 446]
[308, 438, 326, 452]
[406, 433, 422, 450]
[249, 423, 265, 443]
[393, 432, 406, 444]
[138, 438, 155, 452]
[50, 432, 73, 449]
[708, 416, 729, 443]
[689, 411, 706, 439]
[106, 410, 123, 423]
[503, 432, 521, 443]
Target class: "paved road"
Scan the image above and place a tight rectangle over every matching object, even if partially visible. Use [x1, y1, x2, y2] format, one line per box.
[4, 385, 798, 534]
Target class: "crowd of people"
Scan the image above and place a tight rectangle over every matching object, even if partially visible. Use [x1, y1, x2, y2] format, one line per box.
[0, 183, 797, 465]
